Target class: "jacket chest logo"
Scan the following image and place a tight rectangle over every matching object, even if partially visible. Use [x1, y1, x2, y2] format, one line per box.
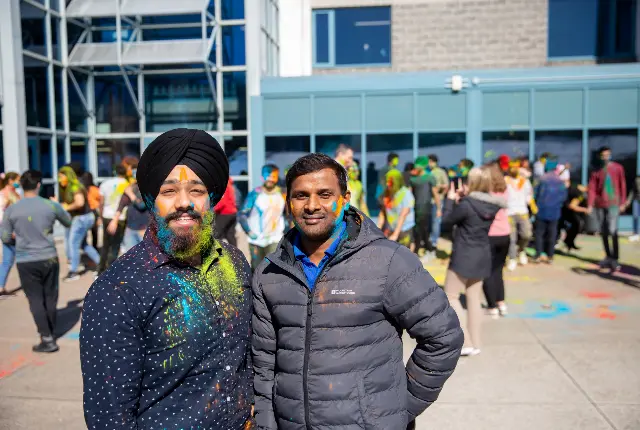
[330, 289, 355, 296]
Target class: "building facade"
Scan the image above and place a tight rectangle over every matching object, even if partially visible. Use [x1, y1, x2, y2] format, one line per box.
[251, 0, 640, 227]
[0, 0, 279, 196]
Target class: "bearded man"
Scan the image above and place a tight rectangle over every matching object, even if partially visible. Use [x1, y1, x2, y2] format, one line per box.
[80, 129, 254, 429]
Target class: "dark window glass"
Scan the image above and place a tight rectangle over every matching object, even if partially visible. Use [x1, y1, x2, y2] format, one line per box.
[222, 0, 245, 20]
[57, 137, 66, 172]
[223, 71, 247, 131]
[71, 138, 90, 173]
[97, 139, 140, 177]
[234, 179, 249, 207]
[222, 25, 246, 66]
[51, 16, 62, 60]
[69, 72, 88, 133]
[314, 12, 329, 64]
[365, 134, 412, 211]
[615, 0, 635, 54]
[535, 130, 583, 184]
[588, 129, 638, 214]
[548, 0, 598, 57]
[95, 76, 139, 133]
[145, 73, 218, 133]
[316, 135, 362, 163]
[54, 66, 64, 131]
[28, 134, 54, 178]
[142, 20, 204, 41]
[24, 57, 50, 128]
[265, 136, 311, 175]
[40, 183, 55, 199]
[482, 131, 529, 164]
[0, 132, 4, 173]
[21, 3, 46, 55]
[334, 7, 391, 66]
[224, 136, 248, 176]
[418, 133, 467, 171]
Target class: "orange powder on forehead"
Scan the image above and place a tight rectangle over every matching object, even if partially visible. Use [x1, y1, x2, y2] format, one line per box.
[179, 167, 188, 182]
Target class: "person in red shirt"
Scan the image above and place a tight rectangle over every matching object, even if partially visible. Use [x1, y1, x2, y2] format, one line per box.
[587, 146, 627, 272]
[214, 178, 238, 246]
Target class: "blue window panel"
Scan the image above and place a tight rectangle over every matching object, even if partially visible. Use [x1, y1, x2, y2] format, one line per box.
[534, 90, 583, 128]
[263, 98, 311, 134]
[548, 0, 599, 58]
[223, 25, 246, 66]
[417, 94, 467, 131]
[222, 0, 244, 20]
[483, 92, 529, 130]
[314, 96, 362, 132]
[589, 88, 639, 126]
[365, 95, 413, 131]
[314, 12, 330, 64]
[334, 7, 391, 66]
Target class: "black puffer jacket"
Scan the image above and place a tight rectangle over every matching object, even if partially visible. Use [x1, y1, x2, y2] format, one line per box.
[252, 208, 464, 429]
[442, 192, 506, 280]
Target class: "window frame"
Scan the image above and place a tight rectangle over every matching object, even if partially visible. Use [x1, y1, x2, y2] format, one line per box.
[312, 7, 391, 69]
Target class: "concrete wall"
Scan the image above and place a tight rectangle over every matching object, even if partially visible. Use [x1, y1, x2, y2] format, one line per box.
[279, 0, 313, 77]
[295, 0, 554, 75]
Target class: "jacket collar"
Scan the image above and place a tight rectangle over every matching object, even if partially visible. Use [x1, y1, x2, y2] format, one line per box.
[468, 191, 508, 208]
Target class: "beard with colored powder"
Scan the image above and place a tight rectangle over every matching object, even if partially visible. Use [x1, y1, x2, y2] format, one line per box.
[150, 208, 215, 260]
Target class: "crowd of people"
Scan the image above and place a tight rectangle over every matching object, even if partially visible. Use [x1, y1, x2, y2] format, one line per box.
[0, 126, 638, 428]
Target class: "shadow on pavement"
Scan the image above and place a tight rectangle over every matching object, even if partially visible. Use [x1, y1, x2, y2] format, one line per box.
[55, 299, 84, 338]
[571, 266, 640, 289]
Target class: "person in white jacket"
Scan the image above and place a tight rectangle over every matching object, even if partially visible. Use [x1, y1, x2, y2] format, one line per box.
[505, 159, 534, 271]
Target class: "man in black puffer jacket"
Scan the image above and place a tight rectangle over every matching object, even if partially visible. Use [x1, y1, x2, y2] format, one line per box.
[252, 154, 464, 430]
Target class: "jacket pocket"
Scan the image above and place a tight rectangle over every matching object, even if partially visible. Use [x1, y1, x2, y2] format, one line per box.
[356, 376, 368, 429]
[272, 374, 279, 417]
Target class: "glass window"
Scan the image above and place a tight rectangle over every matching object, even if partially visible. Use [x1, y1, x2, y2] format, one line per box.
[71, 138, 90, 173]
[69, 72, 88, 133]
[535, 130, 583, 184]
[314, 12, 330, 64]
[28, 134, 54, 178]
[418, 133, 467, 171]
[313, 7, 391, 67]
[97, 139, 140, 177]
[95, 76, 139, 133]
[224, 136, 248, 176]
[24, 56, 50, 128]
[482, 131, 529, 164]
[222, 25, 246, 66]
[223, 72, 247, 131]
[40, 183, 55, 199]
[21, 3, 46, 55]
[316, 135, 362, 163]
[54, 66, 64, 131]
[51, 16, 62, 61]
[588, 129, 638, 214]
[222, 0, 245, 20]
[145, 73, 218, 133]
[57, 137, 66, 172]
[365, 134, 413, 211]
[265, 136, 311, 175]
[234, 179, 249, 207]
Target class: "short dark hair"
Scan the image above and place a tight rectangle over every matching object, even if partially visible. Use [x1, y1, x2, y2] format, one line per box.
[598, 146, 611, 155]
[20, 170, 42, 191]
[428, 154, 439, 164]
[285, 153, 348, 198]
[460, 158, 475, 169]
[115, 165, 128, 177]
[335, 144, 352, 157]
[387, 152, 399, 163]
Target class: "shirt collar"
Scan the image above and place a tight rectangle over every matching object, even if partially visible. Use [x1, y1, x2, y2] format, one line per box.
[293, 221, 347, 262]
[144, 229, 223, 273]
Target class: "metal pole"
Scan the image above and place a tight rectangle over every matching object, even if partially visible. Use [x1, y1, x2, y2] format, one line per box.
[215, 0, 223, 134]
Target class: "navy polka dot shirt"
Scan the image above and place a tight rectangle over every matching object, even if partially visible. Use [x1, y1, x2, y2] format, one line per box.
[80, 233, 254, 429]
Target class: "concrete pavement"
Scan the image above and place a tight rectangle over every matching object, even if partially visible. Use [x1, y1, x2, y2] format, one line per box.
[0, 234, 639, 429]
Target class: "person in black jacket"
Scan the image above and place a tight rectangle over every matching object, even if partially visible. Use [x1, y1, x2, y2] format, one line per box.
[252, 153, 463, 430]
[442, 167, 506, 357]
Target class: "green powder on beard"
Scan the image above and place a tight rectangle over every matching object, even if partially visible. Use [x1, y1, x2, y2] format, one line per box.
[172, 211, 215, 261]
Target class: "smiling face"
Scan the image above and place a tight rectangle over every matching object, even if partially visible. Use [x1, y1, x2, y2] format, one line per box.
[151, 165, 214, 258]
[288, 168, 350, 242]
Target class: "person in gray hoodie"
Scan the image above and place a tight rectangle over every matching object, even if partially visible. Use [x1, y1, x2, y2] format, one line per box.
[252, 153, 463, 430]
[442, 167, 505, 357]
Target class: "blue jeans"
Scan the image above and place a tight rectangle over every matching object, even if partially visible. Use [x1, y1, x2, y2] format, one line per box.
[66, 213, 100, 273]
[633, 200, 640, 235]
[430, 201, 443, 247]
[0, 243, 16, 289]
[123, 228, 145, 252]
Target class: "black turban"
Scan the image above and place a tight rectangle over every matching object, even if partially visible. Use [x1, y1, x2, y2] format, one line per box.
[137, 128, 229, 208]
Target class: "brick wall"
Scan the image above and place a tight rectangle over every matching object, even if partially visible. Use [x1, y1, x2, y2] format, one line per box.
[312, 0, 559, 74]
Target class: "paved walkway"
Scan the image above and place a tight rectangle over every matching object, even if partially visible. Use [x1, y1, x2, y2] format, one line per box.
[0, 235, 639, 429]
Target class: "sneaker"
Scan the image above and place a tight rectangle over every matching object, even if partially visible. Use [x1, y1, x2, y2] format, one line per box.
[460, 347, 481, 357]
[598, 258, 611, 269]
[32, 340, 59, 353]
[63, 272, 81, 282]
[629, 234, 640, 243]
[610, 260, 622, 272]
[507, 259, 518, 272]
[518, 251, 528, 266]
[535, 255, 549, 264]
[498, 303, 508, 316]
[487, 308, 499, 319]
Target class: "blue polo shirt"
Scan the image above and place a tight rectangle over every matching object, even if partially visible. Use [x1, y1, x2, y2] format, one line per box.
[293, 221, 347, 289]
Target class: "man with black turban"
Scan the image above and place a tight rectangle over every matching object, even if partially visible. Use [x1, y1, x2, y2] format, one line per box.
[80, 128, 254, 429]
